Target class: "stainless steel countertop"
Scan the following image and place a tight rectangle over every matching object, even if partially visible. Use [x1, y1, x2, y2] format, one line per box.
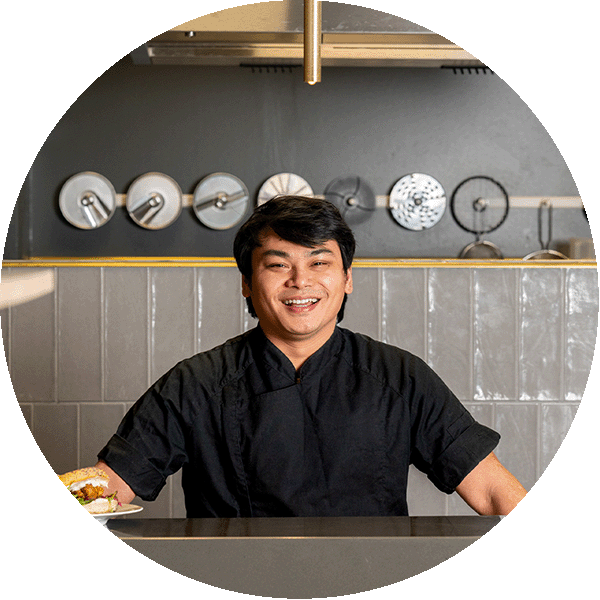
[108, 515, 501, 539]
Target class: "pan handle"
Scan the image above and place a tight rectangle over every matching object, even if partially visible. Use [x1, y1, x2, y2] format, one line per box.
[523, 199, 568, 259]
[538, 200, 553, 250]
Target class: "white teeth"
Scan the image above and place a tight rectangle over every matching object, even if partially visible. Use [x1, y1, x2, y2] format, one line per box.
[284, 298, 318, 305]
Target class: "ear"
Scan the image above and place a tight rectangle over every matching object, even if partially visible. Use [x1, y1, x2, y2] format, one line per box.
[241, 275, 252, 298]
[344, 266, 353, 294]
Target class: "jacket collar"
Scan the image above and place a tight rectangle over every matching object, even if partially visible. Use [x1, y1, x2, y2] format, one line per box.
[250, 325, 344, 382]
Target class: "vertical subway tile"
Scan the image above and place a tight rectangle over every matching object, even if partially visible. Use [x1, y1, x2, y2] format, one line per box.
[58, 268, 102, 402]
[151, 267, 195, 381]
[32, 403, 78, 473]
[197, 267, 244, 351]
[520, 268, 563, 400]
[463, 403, 495, 429]
[495, 403, 537, 491]
[564, 268, 598, 401]
[428, 268, 471, 400]
[473, 269, 517, 400]
[407, 465, 447, 516]
[80, 403, 126, 467]
[343, 267, 379, 338]
[10, 269, 55, 402]
[104, 268, 148, 402]
[448, 497, 477, 516]
[381, 268, 426, 360]
[540, 403, 579, 476]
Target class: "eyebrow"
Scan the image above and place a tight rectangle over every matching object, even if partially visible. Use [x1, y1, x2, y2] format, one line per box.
[261, 248, 335, 259]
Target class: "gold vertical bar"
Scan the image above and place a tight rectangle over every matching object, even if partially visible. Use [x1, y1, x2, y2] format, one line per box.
[304, 0, 321, 84]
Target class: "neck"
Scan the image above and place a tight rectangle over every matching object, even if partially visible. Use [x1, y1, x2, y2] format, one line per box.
[260, 325, 336, 371]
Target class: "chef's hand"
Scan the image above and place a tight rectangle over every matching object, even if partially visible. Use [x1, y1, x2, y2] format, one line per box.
[94, 460, 136, 505]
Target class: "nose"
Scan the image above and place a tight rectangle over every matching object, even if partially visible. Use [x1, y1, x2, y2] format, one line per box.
[286, 265, 311, 288]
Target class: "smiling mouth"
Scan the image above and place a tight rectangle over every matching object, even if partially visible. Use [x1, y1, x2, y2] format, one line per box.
[283, 298, 319, 306]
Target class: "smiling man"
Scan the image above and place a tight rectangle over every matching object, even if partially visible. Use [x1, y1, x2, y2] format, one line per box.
[96, 196, 526, 517]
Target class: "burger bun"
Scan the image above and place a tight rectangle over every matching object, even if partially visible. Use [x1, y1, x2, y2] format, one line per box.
[59, 467, 109, 490]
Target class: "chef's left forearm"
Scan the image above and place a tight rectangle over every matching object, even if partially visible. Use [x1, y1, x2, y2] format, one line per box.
[455, 452, 527, 516]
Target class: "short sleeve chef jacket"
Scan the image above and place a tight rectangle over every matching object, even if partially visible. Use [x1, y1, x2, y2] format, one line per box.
[98, 326, 500, 517]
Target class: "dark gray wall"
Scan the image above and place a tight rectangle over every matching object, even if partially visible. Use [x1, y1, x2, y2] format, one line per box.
[5, 58, 591, 259]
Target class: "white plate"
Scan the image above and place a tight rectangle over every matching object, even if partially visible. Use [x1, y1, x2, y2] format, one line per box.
[93, 503, 143, 526]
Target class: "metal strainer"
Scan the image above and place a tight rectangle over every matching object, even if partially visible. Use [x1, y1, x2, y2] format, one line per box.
[450, 176, 509, 259]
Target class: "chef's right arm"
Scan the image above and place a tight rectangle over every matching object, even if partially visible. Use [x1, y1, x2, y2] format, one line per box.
[95, 460, 136, 505]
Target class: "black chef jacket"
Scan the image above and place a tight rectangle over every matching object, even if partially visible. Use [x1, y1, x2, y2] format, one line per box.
[98, 326, 500, 517]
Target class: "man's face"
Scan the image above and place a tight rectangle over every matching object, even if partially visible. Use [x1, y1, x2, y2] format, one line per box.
[242, 230, 353, 347]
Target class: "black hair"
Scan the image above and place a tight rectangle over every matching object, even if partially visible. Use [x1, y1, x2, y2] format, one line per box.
[233, 195, 356, 323]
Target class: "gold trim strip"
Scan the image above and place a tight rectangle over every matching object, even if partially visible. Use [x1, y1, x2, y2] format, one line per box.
[2, 258, 597, 269]
[353, 259, 597, 269]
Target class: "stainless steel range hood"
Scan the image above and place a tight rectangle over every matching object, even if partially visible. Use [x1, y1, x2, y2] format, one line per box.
[130, 1, 483, 68]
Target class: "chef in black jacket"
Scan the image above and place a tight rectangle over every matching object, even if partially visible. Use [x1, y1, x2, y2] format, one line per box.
[96, 196, 526, 517]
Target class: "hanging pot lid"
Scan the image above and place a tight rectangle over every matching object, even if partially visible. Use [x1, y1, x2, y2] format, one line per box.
[126, 172, 183, 229]
[323, 175, 376, 225]
[59, 171, 117, 229]
[389, 173, 447, 230]
[257, 172, 314, 206]
[193, 172, 250, 230]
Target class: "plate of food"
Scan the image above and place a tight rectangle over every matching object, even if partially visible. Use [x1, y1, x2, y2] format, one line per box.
[58, 467, 143, 526]
[92, 502, 143, 526]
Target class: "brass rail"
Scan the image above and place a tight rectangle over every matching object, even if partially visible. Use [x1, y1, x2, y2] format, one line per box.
[2, 258, 596, 269]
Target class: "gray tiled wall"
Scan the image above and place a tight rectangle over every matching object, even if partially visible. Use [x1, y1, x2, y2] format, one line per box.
[2, 264, 597, 517]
